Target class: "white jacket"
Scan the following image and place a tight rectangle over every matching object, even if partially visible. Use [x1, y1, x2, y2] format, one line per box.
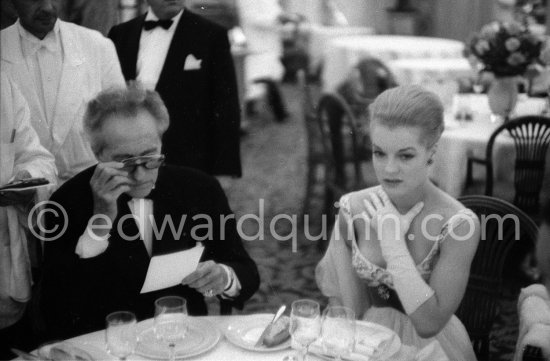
[1, 20, 125, 184]
[0, 72, 57, 329]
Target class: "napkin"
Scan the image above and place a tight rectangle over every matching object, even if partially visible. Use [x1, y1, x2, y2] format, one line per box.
[354, 325, 395, 356]
[381, 341, 449, 361]
[308, 322, 396, 361]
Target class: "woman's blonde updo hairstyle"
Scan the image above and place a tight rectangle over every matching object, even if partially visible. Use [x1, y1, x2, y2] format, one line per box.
[368, 85, 444, 147]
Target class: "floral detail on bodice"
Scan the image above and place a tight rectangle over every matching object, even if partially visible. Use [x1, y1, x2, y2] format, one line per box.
[339, 194, 476, 290]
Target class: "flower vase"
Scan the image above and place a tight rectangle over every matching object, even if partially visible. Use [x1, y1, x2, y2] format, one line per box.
[487, 76, 518, 121]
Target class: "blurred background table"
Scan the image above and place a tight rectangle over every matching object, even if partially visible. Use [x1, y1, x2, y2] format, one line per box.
[306, 25, 374, 74]
[322, 35, 465, 91]
[388, 58, 473, 86]
[430, 95, 547, 197]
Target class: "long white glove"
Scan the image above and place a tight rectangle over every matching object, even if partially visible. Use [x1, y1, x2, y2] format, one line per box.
[363, 189, 434, 315]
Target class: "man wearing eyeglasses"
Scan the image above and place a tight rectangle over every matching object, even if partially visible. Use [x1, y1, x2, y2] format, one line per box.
[40, 83, 259, 340]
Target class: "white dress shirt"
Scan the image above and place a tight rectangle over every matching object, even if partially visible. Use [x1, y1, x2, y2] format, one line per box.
[17, 20, 63, 126]
[75, 197, 241, 297]
[137, 8, 184, 90]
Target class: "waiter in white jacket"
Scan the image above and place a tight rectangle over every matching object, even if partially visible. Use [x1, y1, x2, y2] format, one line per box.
[1, 0, 125, 185]
[0, 72, 57, 358]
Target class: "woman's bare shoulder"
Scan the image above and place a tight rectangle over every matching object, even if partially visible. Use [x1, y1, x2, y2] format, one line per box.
[428, 187, 474, 220]
[428, 188, 480, 245]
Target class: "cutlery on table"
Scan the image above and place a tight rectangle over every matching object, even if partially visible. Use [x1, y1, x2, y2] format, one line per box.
[255, 304, 287, 347]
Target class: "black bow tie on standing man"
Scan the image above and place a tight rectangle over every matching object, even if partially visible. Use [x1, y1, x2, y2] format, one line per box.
[143, 19, 173, 31]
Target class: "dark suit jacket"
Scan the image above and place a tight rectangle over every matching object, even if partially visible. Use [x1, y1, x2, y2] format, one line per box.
[40, 165, 258, 339]
[108, 10, 242, 176]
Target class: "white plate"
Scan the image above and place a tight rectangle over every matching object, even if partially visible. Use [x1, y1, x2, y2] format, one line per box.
[136, 317, 221, 359]
[224, 314, 291, 352]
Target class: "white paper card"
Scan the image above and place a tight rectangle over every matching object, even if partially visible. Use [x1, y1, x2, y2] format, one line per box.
[140, 244, 204, 293]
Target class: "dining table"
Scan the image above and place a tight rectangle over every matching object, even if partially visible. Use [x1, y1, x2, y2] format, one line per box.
[430, 94, 548, 198]
[387, 58, 473, 87]
[306, 25, 375, 73]
[28, 314, 443, 361]
[321, 35, 465, 91]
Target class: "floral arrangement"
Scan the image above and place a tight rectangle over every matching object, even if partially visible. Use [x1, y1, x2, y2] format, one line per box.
[469, 21, 544, 77]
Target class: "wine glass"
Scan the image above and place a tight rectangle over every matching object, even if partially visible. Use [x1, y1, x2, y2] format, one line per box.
[321, 306, 356, 361]
[154, 296, 188, 361]
[105, 311, 137, 361]
[289, 299, 321, 361]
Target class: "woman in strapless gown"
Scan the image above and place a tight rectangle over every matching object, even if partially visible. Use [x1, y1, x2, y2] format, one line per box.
[316, 86, 480, 361]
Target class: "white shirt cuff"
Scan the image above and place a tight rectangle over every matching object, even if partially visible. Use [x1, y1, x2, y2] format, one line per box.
[220, 264, 241, 298]
[75, 225, 110, 258]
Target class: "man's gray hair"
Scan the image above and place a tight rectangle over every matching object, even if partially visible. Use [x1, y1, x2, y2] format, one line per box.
[84, 82, 170, 155]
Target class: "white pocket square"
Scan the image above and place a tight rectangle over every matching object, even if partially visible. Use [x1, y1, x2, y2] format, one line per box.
[183, 54, 202, 70]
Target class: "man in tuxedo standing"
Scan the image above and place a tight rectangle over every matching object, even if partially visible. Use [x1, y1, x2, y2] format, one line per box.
[108, 0, 242, 177]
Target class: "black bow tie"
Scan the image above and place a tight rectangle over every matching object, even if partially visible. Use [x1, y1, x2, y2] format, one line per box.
[143, 19, 173, 30]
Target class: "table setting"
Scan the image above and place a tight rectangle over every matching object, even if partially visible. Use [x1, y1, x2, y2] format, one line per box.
[430, 93, 548, 197]
[425, 15, 550, 200]
[387, 58, 473, 87]
[321, 35, 465, 92]
[14, 297, 453, 361]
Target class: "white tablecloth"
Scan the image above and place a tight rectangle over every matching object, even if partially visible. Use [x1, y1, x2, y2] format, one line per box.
[388, 58, 473, 86]
[306, 25, 374, 72]
[322, 35, 465, 91]
[45, 315, 425, 361]
[430, 95, 547, 197]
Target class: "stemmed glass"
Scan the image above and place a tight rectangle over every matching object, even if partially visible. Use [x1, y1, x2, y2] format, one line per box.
[289, 299, 321, 361]
[154, 296, 188, 361]
[321, 306, 356, 361]
[105, 311, 137, 361]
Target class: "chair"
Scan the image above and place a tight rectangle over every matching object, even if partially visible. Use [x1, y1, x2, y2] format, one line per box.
[336, 57, 397, 119]
[465, 115, 550, 215]
[456, 195, 539, 361]
[315, 92, 373, 216]
[298, 70, 324, 218]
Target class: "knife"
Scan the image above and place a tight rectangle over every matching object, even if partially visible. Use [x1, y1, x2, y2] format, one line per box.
[254, 305, 286, 348]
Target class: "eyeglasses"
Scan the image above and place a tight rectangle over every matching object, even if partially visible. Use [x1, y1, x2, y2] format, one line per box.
[121, 154, 165, 172]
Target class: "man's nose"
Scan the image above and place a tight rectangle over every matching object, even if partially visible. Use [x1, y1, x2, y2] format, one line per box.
[130, 165, 148, 181]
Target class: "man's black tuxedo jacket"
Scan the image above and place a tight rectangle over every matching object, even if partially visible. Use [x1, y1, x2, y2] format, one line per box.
[108, 10, 242, 176]
[40, 165, 258, 339]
